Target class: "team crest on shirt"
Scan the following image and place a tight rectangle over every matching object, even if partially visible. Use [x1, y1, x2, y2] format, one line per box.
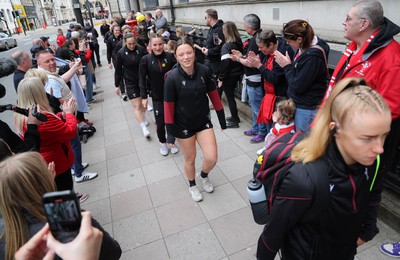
[182, 80, 186, 86]
[162, 63, 166, 67]
[125, 52, 128, 55]
[355, 61, 371, 76]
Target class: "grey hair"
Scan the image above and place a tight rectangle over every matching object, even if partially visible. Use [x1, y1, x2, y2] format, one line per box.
[353, 0, 384, 30]
[243, 14, 261, 30]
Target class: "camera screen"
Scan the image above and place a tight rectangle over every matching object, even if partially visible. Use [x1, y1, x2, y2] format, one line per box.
[44, 200, 81, 243]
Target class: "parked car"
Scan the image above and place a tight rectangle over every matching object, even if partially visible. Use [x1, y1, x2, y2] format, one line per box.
[0, 32, 17, 50]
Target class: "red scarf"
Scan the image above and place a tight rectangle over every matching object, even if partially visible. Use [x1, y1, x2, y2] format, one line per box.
[258, 55, 276, 124]
[323, 30, 379, 100]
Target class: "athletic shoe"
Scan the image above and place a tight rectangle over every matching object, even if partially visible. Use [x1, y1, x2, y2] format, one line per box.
[196, 172, 214, 193]
[142, 127, 150, 138]
[189, 186, 203, 202]
[147, 104, 153, 112]
[226, 120, 239, 128]
[244, 129, 257, 136]
[226, 116, 240, 123]
[380, 242, 400, 257]
[160, 143, 169, 156]
[71, 162, 89, 175]
[250, 135, 265, 144]
[74, 172, 98, 183]
[77, 192, 89, 203]
[170, 144, 179, 154]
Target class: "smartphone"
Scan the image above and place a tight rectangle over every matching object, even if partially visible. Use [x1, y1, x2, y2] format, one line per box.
[213, 33, 219, 45]
[42, 190, 82, 243]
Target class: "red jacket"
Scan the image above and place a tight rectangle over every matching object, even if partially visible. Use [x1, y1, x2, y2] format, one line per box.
[325, 18, 400, 119]
[37, 112, 77, 174]
[57, 35, 66, 47]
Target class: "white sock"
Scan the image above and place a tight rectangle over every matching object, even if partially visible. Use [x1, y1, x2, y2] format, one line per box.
[140, 122, 147, 129]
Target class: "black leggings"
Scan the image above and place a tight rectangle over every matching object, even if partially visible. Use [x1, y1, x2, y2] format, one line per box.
[219, 75, 241, 121]
[55, 168, 74, 191]
[153, 101, 175, 144]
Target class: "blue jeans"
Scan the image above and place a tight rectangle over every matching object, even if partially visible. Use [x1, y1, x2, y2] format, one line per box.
[70, 131, 84, 178]
[247, 85, 267, 136]
[295, 108, 317, 133]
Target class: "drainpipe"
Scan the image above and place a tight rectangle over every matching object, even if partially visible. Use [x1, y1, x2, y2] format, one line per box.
[169, 0, 175, 25]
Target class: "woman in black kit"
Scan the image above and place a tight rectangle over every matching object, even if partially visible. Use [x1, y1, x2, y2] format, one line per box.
[139, 34, 179, 156]
[115, 33, 150, 138]
[164, 38, 226, 202]
[218, 21, 243, 128]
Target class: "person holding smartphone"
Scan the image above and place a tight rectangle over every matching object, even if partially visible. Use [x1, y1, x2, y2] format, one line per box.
[0, 152, 122, 260]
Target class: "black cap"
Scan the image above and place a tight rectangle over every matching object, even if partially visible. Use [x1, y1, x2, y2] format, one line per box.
[40, 36, 49, 42]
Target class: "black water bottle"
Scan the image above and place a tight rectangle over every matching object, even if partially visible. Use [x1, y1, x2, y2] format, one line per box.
[247, 179, 269, 225]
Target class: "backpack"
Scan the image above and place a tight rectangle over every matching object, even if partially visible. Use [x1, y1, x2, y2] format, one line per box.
[78, 122, 96, 143]
[251, 131, 305, 224]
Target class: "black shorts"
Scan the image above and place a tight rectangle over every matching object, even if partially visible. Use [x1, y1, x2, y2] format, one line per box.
[126, 85, 141, 100]
[173, 120, 213, 139]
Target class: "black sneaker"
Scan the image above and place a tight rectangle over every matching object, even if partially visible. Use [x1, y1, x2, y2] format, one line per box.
[226, 116, 240, 123]
[226, 120, 239, 128]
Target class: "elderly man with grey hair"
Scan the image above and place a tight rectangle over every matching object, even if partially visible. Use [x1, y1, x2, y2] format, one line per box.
[154, 9, 167, 31]
[12, 51, 32, 92]
[233, 14, 267, 144]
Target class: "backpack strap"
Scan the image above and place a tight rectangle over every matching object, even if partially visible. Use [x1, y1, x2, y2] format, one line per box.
[311, 45, 329, 75]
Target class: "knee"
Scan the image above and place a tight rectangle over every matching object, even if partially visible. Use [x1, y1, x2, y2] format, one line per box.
[203, 155, 217, 167]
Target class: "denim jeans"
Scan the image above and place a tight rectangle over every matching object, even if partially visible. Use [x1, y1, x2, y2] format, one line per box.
[295, 108, 317, 133]
[247, 85, 267, 136]
[70, 131, 84, 178]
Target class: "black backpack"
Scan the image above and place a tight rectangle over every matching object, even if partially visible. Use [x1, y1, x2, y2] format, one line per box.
[251, 131, 306, 224]
[78, 122, 96, 143]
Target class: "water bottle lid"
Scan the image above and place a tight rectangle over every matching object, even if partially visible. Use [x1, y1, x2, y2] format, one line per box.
[247, 179, 262, 191]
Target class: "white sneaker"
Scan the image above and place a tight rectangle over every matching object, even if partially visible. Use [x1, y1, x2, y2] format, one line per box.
[147, 104, 153, 112]
[71, 162, 89, 175]
[170, 144, 179, 154]
[142, 127, 150, 138]
[196, 172, 214, 193]
[74, 172, 98, 183]
[160, 143, 169, 156]
[189, 186, 203, 202]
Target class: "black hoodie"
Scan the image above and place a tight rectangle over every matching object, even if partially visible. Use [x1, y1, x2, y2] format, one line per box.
[205, 20, 225, 63]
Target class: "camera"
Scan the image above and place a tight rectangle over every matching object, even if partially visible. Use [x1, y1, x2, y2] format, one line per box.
[0, 104, 47, 122]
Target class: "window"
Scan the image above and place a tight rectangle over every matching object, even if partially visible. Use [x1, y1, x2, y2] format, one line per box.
[144, 0, 159, 8]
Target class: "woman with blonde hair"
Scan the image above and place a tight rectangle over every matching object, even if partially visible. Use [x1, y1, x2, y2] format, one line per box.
[14, 77, 77, 191]
[257, 78, 391, 259]
[0, 152, 122, 260]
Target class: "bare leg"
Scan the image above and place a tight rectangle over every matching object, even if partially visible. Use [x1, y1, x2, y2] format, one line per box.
[130, 97, 145, 124]
[196, 128, 218, 173]
[177, 135, 197, 181]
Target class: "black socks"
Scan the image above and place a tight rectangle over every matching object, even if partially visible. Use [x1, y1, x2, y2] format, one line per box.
[200, 171, 208, 179]
[189, 180, 196, 187]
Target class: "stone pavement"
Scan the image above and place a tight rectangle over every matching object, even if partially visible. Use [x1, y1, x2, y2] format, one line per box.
[73, 44, 399, 260]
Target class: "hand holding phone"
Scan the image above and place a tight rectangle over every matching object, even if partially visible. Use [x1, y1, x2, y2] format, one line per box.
[42, 190, 82, 243]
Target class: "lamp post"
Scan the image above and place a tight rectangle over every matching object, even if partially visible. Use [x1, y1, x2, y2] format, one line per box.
[85, 0, 93, 27]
